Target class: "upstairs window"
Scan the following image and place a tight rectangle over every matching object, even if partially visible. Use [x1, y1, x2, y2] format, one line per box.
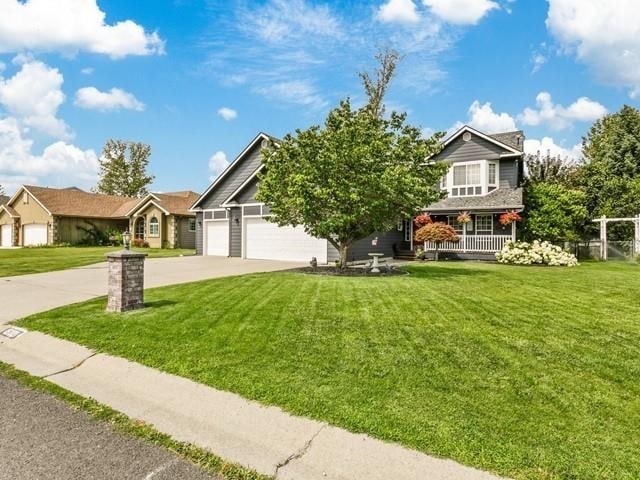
[488, 162, 498, 192]
[451, 163, 482, 197]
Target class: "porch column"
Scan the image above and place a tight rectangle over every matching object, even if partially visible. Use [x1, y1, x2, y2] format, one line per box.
[511, 221, 516, 241]
[462, 226, 467, 252]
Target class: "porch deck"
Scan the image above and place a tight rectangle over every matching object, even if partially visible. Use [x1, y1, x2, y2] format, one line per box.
[423, 234, 513, 253]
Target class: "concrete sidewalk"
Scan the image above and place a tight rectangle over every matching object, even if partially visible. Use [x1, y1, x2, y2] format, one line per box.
[0, 256, 300, 325]
[0, 329, 504, 480]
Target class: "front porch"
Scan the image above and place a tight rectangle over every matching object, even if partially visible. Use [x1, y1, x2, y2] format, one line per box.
[421, 212, 517, 256]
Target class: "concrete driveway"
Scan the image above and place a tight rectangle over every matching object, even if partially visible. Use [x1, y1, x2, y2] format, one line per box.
[0, 256, 300, 324]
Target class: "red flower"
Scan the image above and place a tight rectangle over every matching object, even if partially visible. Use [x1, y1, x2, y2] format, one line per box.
[499, 210, 522, 226]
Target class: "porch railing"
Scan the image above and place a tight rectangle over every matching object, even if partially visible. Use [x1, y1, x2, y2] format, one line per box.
[423, 234, 513, 253]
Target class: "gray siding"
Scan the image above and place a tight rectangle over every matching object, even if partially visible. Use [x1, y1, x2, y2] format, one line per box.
[195, 212, 203, 255]
[176, 216, 195, 249]
[327, 229, 406, 262]
[230, 207, 242, 257]
[499, 158, 518, 188]
[236, 178, 259, 204]
[198, 145, 263, 209]
[434, 134, 505, 163]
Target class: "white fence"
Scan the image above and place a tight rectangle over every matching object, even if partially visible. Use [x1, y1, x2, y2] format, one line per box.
[424, 234, 513, 253]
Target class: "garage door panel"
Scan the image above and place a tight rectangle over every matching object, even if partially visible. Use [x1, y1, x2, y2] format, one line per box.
[206, 221, 229, 256]
[23, 224, 47, 246]
[245, 218, 327, 263]
[1, 224, 12, 247]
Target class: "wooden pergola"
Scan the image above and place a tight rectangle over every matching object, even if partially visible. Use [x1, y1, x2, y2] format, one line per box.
[592, 215, 640, 260]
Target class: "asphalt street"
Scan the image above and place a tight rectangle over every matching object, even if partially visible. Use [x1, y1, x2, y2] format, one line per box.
[0, 374, 219, 480]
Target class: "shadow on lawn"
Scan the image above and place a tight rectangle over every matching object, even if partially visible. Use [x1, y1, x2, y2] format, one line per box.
[143, 299, 179, 309]
[403, 263, 491, 279]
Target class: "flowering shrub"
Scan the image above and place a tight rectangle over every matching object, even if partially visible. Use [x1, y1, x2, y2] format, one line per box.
[496, 240, 578, 267]
[415, 222, 459, 261]
[456, 211, 471, 224]
[499, 210, 522, 226]
[413, 213, 432, 228]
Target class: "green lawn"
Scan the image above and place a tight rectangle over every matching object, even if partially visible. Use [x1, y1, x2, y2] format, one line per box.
[0, 246, 195, 277]
[17, 261, 640, 480]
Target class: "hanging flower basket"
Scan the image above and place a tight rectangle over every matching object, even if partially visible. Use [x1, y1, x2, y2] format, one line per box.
[413, 213, 432, 228]
[499, 210, 522, 226]
[456, 211, 472, 224]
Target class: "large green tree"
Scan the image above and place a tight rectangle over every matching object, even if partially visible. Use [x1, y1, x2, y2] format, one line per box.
[95, 140, 155, 197]
[577, 105, 640, 239]
[524, 151, 579, 186]
[522, 183, 588, 243]
[256, 51, 447, 268]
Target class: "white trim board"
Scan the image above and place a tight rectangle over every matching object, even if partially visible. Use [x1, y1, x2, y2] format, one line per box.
[441, 125, 522, 155]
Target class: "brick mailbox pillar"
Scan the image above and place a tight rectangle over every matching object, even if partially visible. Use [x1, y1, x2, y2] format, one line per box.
[106, 250, 147, 312]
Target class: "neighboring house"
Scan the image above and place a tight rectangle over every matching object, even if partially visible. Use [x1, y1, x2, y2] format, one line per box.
[189, 133, 409, 263]
[420, 125, 525, 260]
[0, 185, 197, 249]
[126, 191, 199, 249]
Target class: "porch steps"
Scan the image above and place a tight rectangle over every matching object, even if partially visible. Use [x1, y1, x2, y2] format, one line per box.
[394, 250, 416, 261]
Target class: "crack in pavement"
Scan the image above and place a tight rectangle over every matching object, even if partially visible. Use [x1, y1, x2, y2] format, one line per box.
[274, 424, 326, 477]
[42, 352, 98, 379]
[143, 459, 179, 479]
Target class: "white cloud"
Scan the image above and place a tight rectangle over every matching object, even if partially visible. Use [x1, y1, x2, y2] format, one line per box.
[0, 0, 164, 59]
[0, 60, 71, 139]
[452, 100, 517, 134]
[74, 87, 145, 112]
[524, 136, 582, 161]
[531, 53, 547, 73]
[81, 67, 94, 75]
[217, 107, 237, 121]
[547, 0, 640, 98]
[519, 91, 607, 130]
[423, 0, 499, 25]
[255, 80, 328, 109]
[249, 0, 342, 43]
[378, 0, 420, 24]
[208, 151, 229, 180]
[0, 116, 99, 188]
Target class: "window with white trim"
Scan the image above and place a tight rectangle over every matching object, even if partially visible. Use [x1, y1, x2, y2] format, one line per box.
[488, 162, 498, 192]
[476, 215, 493, 234]
[447, 216, 463, 234]
[451, 163, 482, 197]
[149, 217, 159, 236]
[188, 218, 196, 232]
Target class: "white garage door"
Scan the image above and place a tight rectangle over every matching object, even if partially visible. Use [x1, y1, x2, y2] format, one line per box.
[206, 221, 229, 256]
[245, 217, 327, 263]
[1, 224, 12, 247]
[23, 224, 48, 246]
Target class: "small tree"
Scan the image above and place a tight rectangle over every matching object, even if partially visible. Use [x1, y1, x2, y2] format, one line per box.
[414, 222, 459, 261]
[95, 139, 154, 197]
[256, 51, 447, 268]
[525, 151, 578, 185]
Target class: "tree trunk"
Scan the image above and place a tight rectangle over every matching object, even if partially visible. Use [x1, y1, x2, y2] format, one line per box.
[339, 244, 349, 269]
[434, 243, 439, 262]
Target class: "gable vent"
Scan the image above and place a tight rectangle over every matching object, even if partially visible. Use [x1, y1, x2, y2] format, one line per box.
[462, 132, 472, 142]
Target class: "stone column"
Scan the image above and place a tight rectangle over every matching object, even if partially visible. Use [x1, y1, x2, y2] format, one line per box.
[106, 250, 147, 312]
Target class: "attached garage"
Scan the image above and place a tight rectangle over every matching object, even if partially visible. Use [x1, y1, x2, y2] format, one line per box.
[1, 224, 12, 247]
[205, 220, 229, 256]
[23, 224, 48, 246]
[244, 217, 327, 263]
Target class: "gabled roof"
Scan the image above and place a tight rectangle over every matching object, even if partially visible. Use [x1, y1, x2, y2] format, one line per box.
[128, 191, 199, 217]
[442, 125, 523, 155]
[220, 164, 264, 206]
[190, 132, 279, 210]
[0, 195, 9, 206]
[0, 203, 19, 218]
[427, 187, 524, 212]
[9, 185, 139, 219]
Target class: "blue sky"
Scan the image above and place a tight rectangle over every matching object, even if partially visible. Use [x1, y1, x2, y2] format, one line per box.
[0, 0, 638, 195]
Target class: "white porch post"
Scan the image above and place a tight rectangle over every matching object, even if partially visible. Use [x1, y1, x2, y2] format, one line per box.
[600, 216, 607, 261]
[462, 226, 467, 252]
[511, 221, 516, 242]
